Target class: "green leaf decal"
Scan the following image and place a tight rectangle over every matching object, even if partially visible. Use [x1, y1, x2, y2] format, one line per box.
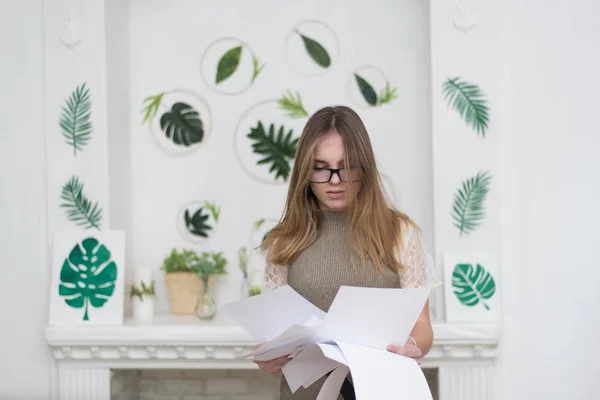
[247, 122, 299, 181]
[296, 31, 330, 68]
[141, 92, 164, 125]
[377, 82, 398, 106]
[216, 45, 243, 84]
[452, 263, 496, 310]
[184, 208, 212, 238]
[277, 91, 309, 119]
[251, 54, 265, 83]
[60, 176, 103, 230]
[160, 102, 204, 146]
[442, 77, 490, 137]
[60, 82, 92, 155]
[354, 74, 378, 106]
[451, 170, 492, 236]
[203, 201, 221, 222]
[58, 237, 117, 321]
[253, 218, 266, 231]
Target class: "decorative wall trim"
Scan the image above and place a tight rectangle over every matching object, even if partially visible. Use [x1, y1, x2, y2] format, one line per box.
[46, 317, 500, 366]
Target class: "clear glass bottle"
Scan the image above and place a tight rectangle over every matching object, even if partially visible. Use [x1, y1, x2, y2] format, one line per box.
[240, 274, 250, 299]
[195, 277, 216, 320]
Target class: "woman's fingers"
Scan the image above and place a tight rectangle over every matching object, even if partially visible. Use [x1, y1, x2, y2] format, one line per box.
[387, 344, 423, 365]
[254, 355, 291, 373]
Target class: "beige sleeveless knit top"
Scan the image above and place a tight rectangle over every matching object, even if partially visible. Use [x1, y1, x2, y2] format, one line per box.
[262, 210, 438, 400]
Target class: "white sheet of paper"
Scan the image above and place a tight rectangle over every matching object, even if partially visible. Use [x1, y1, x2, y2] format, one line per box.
[312, 286, 431, 350]
[336, 341, 433, 400]
[221, 285, 325, 341]
[250, 322, 320, 362]
[282, 343, 343, 393]
[302, 343, 349, 389]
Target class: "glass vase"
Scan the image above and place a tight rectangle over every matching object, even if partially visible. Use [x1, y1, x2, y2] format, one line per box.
[240, 275, 250, 299]
[195, 277, 216, 320]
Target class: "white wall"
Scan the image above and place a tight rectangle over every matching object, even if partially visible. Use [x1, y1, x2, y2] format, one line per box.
[120, 0, 434, 314]
[497, 0, 600, 398]
[0, 1, 53, 399]
[430, 0, 600, 398]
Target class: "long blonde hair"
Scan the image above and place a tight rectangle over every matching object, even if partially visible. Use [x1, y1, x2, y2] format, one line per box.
[261, 105, 414, 273]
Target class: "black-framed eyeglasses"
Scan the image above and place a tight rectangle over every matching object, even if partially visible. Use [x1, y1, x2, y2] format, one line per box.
[309, 167, 363, 183]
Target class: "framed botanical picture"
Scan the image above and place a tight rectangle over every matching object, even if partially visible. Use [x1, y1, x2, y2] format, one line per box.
[48, 230, 126, 326]
[443, 252, 501, 323]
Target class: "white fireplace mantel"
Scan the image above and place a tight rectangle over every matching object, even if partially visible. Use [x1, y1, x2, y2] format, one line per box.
[46, 315, 500, 400]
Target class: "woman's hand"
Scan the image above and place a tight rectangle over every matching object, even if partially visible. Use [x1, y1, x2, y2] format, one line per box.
[254, 354, 291, 374]
[253, 343, 291, 374]
[387, 337, 423, 365]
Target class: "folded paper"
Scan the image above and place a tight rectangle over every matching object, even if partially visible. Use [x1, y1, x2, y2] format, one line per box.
[222, 285, 433, 400]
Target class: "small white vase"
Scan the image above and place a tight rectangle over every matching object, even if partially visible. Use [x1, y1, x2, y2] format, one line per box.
[132, 296, 155, 322]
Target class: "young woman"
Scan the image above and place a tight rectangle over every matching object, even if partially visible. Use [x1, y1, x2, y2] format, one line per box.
[256, 105, 438, 399]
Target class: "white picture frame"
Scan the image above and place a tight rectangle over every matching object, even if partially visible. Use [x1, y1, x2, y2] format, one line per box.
[443, 252, 501, 323]
[48, 230, 126, 326]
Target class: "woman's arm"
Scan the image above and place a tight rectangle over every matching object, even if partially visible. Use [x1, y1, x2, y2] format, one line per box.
[388, 223, 439, 362]
[262, 262, 288, 292]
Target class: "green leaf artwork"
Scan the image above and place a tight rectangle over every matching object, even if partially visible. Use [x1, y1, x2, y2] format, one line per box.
[277, 91, 309, 119]
[442, 77, 490, 137]
[452, 263, 496, 310]
[451, 170, 492, 236]
[354, 74, 398, 107]
[295, 30, 330, 68]
[254, 218, 266, 231]
[58, 237, 117, 321]
[216, 45, 242, 84]
[377, 82, 398, 106]
[141, 92, 165, 124]
[60, 176, 103, 230]
[247, 122, 299, 181]
[130, 280, 155, 301]
[160, 102, 204, 146]
[60, 82, 92, 155]
[355, 74, 378, 106]
[184, 208, 212, 238]
[251, 54, 265, 83]
[203, 201, 221, 222]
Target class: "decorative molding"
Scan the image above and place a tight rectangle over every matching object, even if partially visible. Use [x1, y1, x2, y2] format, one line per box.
[46, 316, 500, 365]
[46, 317, 500, 398]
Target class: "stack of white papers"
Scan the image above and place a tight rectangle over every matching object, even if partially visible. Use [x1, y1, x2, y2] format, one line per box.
[222, 285, 433, 400]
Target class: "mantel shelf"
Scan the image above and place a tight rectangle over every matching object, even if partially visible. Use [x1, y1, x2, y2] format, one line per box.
[45, 314, 500, 369]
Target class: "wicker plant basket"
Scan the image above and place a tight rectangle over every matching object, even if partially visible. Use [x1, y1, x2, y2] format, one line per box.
[164, 272, 217, 315]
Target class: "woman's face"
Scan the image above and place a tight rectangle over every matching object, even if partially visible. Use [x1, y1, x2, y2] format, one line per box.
[309, 131, 362, 211]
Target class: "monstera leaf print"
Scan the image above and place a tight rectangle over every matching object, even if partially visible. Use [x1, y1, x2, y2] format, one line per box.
[159, 102, 204, 146]
[58, 237, 117, 321]
[452, 263, 496, 310]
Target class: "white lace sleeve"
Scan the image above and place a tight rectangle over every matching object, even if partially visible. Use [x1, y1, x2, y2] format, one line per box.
[399, 225, 441, 288]
[262, 262, 288, 292]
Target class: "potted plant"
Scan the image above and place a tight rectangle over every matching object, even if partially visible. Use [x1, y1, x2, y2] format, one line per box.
[192, 251, 228, 320]
[130, 267, 156, 322]
[161, 248, 202, 314]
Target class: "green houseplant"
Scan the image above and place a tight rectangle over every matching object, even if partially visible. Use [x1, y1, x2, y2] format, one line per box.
[192, 251, 228, 320]
[161, 248, 203, 315]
